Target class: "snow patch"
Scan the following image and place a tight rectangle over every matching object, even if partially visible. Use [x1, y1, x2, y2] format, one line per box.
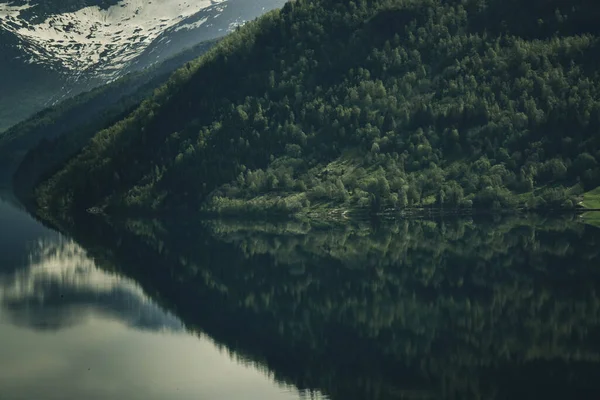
[0, 0, 226, 76]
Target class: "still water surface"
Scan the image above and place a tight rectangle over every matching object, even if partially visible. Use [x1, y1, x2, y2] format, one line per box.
[1, 193, 600, 399]
[0, 198, 317, 400]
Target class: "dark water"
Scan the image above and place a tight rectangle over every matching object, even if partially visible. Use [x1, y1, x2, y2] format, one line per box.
[0, 198, 313, 400]
[1, 195, 600, 399]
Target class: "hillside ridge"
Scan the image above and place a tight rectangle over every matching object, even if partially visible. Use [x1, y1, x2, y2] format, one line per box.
[25, 0, 600, 219]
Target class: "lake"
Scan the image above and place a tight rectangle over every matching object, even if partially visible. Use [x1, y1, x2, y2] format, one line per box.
[1, 193, 600, 399]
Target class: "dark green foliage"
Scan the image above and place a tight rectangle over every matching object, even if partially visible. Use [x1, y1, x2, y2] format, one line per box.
[31, 0, 600, 215]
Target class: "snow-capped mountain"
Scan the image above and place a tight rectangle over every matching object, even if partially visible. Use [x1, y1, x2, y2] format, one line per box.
[0, 0, 286, 131]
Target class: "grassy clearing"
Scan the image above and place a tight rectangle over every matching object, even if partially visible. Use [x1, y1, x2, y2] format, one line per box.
[581, 187, 600, 209]
[580, 212, 600, 229]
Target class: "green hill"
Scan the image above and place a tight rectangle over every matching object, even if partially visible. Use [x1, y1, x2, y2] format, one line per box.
[30, 0, 600, 218]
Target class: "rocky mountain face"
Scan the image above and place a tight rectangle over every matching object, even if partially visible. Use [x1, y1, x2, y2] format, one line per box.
[0, 0, 286, 132]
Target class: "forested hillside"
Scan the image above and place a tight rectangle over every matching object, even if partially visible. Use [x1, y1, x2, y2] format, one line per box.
[2, 39, 216, 189]
[32, 0, 600, 217]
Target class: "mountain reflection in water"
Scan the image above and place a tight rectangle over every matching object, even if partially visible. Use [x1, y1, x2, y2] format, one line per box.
[65, 214, 600, 400]
[3, 188, 600, 399]
[0, 199, 320, 400]
[0, 238, 183, 332]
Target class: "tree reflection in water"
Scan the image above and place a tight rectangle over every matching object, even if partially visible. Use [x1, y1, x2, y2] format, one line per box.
[57, 214, 600, 400]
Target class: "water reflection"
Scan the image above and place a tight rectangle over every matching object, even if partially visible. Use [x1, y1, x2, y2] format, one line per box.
[4, 188, 600, 400]
[0, 238, 183, 332]
[65, 214, 600, 400]
[0, 195, 59, 271]
[0, 202, 322, 400]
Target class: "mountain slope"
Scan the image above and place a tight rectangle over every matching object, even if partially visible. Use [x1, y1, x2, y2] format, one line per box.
[0, 0, 286, 132]
[33, 0, 600, 217]
[1, 39, 216, 192]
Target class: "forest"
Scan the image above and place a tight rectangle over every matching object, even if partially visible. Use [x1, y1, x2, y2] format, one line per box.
[16, 0, 600, 217]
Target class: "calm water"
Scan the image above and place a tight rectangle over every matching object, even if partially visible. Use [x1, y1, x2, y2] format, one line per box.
[0, 198, 317, 400]
[1, 194, 600, 400]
